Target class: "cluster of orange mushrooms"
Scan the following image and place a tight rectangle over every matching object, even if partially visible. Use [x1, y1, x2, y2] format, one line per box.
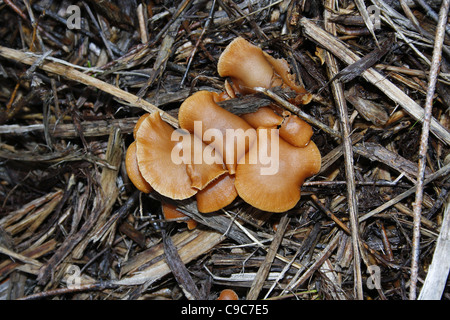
[125, 37, 322, 224]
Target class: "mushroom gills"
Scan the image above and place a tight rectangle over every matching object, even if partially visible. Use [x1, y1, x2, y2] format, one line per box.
[135, 112, 225, 200]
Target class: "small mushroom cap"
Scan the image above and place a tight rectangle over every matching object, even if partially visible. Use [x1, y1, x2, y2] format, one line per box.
[178, 90, 255, 174]
[135, 112, 197, 200]
[241, 107, 283, 129]
[196, 173, 238, 213]
[242, 107, 313, 148]
[125, 141, 152, 193]
[162, 203, 197, 230]
[218, 37, 312, 104]
[278, 111, 313, 148]
[235, 129, 321, 212]
[217, 289, 239, 300]
[218, 37, 281, 94]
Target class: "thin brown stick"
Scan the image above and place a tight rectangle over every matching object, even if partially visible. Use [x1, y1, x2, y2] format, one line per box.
[324, 0, 363, 300]
[286, 231, 342, 291]
[162, 226, 202, 300]
[311, 194, 351, 235]
[360, 162, 450, 222]
[246, 214, 290, 300]
[254, 87, 341, 139]
[0, 46, 179, 127]
[410, 0, 450, 300]
[4, 0, 28, 21]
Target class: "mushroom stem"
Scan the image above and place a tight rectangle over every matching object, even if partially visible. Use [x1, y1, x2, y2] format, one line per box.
[162, 203, 197, 230]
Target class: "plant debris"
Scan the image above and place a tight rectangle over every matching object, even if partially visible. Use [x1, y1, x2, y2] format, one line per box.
[0, 0, 449, 301]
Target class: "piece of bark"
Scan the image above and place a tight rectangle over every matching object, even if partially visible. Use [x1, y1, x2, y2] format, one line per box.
[36, 129, 122, 284]
[353, 142, 432, 182]
[72, 128, 122, 256]
[119, 222, 146, 249]
[162, 227, 202, 300]
[246, 214, 290, 300]
[345, 85, 389, 126]
[0, 239, 57, 280]
[324, 36, 394, 86]
[116, 229, 224, 286]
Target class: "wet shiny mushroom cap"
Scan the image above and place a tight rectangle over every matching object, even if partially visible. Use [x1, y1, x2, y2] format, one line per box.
[195, 173, 237, 213]
[135, 112, 225, 200]
[133, 113, 150, 139]
[235, 128, 321, 212]
[242, 107, 313, 148]
[217, 37, 312, 104]
[125, 141, 152, 194]
[218, 37, 282, 94]
[178, 90, 256, 174]
[217, 289, 239, 300]
[135, 112, 197, 199]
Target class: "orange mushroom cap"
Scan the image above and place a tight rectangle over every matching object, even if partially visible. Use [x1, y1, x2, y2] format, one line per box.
[217, 289, 239, 300]
[136, 112, 226, 200]
[217, 37, 312, 104]
[218, 37, 280, 95]
[125, 141, 152, 193]
[235, 128, 321, 212]
[133, 113, 150, 139]
[126, 113, 153, 193]
[136, 112, 196, 199]
[135, 112, 224, 200]
[195, 173, 238, 213]
[178, 90, 256, 174]
[162, 203, 197, 230]
[242, 107, 313, 148]
[278, 110, 313, 147]
[183, 133, 228, 191]
[241, 106, 283, 129]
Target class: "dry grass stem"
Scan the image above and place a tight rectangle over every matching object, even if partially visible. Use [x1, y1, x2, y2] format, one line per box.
[0, 0, 448, 301]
